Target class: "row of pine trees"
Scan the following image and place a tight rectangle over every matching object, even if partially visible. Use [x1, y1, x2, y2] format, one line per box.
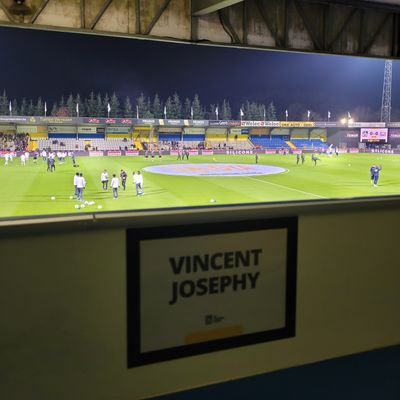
[0, 90, 277, 121]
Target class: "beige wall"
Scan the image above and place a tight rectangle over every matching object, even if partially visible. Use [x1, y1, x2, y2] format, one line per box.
[1, 203, 400, 399]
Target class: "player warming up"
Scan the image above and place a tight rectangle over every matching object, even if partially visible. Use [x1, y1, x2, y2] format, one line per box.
[311, 152, 319, 166]
[370, 165, 382, 187]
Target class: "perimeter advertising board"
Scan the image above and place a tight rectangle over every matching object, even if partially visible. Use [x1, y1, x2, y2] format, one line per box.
[127, 219, 297, 367]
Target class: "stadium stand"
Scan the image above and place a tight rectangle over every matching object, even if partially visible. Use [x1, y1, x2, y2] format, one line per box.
[250, 136, 290, 149]
[0, 133, 29, 151]
[37, 138, 134, 151]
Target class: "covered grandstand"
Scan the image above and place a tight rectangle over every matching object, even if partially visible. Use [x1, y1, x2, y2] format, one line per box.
[0, 116, 398, 155]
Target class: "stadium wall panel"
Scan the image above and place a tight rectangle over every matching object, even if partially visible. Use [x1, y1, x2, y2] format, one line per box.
[310, 128, 327, 140]
[79, 134, 105, 139]
[105, 133, 130, 139]
[327, 129, 360, 146]
[1, 203, 400, 399]
[271, 128, 290, 135]
[29, 132, 48, 139]
[251, 128, 269, 135]
[291, 128, 309, 139]
[184, 128, 205, 134]
[207, 128, 227, 134]
[48, 125, 77, 133]
[48, 133, 77, 138]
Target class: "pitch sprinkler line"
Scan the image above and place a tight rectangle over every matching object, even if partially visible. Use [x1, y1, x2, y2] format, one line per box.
[248, 177, 326, 199]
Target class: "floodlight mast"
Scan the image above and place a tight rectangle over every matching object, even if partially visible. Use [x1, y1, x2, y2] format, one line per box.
[381, 60, 392, 123]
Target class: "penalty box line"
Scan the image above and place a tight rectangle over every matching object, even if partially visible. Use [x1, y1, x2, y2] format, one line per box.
[248, 177, 326, 199]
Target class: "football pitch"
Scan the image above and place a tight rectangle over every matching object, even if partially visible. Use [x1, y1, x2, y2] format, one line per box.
[1, 152, 400, 219]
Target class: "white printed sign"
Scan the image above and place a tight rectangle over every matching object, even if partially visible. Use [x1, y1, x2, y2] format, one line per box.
[127, 218, 297, 367]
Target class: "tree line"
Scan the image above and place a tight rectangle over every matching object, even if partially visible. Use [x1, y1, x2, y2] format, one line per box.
[0, 89, 277, 121]
[2, 89, 389, 121]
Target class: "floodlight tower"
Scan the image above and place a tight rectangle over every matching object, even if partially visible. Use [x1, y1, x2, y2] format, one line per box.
[380, 60, 392, 123]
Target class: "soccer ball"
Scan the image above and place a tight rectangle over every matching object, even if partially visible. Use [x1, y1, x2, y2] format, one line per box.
[74, 205, 80, 209]
[98, 205, 103, 209]
[210, 199, 216, 203]
[84, 201, 89, 205]
[51, 196, 56, 200]
[69, 196, 73, 200]
[80, 204, 85, 209]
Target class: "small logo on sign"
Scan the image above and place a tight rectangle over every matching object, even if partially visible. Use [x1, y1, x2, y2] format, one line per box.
[205, 314, 224, 325]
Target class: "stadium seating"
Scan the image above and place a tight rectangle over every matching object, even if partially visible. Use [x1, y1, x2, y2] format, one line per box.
[291, 139, 327, 149]
[183, 134, 205, 142]
[37, 138, 134, 151]
[250, 136, 290, 149]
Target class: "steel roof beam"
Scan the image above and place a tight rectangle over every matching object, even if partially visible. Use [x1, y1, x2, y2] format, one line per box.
[192, 0, 244, 16]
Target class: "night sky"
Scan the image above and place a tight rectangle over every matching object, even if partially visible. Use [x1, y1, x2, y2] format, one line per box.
[0, 26, 399, 119]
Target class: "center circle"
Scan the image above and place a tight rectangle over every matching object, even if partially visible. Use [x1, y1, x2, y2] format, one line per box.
[143, 163, 286, 177]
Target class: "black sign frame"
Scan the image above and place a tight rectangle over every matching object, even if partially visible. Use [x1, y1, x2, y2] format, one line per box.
[126, 217, 297, 368]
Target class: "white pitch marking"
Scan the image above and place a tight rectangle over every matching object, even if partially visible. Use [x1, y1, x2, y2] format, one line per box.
[248, 177, 326, 199]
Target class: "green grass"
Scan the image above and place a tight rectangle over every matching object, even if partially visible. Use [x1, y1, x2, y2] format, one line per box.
[1, 152, 399, 219]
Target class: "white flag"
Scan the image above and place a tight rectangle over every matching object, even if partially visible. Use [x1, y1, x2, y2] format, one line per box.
[215, 106, 219, 118]
[285, 109, 288, 117]
[9, 101, 12, 112]
[307, 110, 311, 119]
[44, 102, 47, 113]
[328, 111, 331, 119]
[164, 106, 167, 118]
[190, 106, 193, 118]
[347, 112, 351, 119]
[240, 108, 244, 117]
[136, 105, 139, 119]
[107, 103, 111, 113]
[76, 103, 79, 114]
